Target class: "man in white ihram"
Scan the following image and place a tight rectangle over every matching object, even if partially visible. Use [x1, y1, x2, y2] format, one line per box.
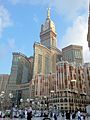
[78, 110, 81, 120]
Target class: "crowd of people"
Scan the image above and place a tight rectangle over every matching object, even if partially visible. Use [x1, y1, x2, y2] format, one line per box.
[0, 107, 88, 120]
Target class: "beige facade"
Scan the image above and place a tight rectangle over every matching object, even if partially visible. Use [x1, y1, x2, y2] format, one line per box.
[32, 61, 88, 112]
[62, 45, 83, 66]
[33, 8, 62, 78]
[7, 52, 33, 106]
[7, 8, 90, 112]
[33, 43, 62, 78]
[55, 62, 87, 112]
[40, 8, 57, 49]
[30, 9, 90, 112]
[84, 63, 90, 97]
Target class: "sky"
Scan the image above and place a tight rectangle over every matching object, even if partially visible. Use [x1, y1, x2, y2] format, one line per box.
[0, 0, 90, 74]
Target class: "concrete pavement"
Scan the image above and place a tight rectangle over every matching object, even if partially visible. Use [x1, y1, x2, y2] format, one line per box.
[0, 116, 90, 120]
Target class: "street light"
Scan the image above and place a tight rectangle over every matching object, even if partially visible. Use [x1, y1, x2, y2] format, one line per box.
[26, 98, 32, 107]
[0, 91, 14, 111]
[31, 98, 40, 113]
[9, 93, 13, 108]
[0, 91, 5, 111]
[50, 90, 55, 111]
[43, 96, 48, 110]
[44, 96, 47, 108]
[20, 98, 23, 103]
[9, 93, 13, 99]
[1, 91, 5, 94]
[27, 98, 30, 103]
[20, 98, 23, 109]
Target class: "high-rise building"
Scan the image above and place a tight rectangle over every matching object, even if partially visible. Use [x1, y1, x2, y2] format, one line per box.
[54, 61, 87, 112]
[62, 45, 83, 66]
[40, 8, 57, 48]
[32, 61, 87, 112]
[84, 63, 90, 96]
[7, 52, 33, 106]
[87, 3, 90, 50]
[33, 8, 62, 78]
[6, 8, 90, 112]
[0, 74, 9, 109]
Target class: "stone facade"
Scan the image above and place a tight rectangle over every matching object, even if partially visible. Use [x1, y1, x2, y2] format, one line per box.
[84, 63, 90, 105]
[32, 61, 89, 112]
[7, 52, 33, 106]
[6, 8, 90, 112]
[62, 45, 83, 66]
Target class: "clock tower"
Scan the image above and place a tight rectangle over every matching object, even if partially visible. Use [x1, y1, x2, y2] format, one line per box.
[40, 8, 57, 48]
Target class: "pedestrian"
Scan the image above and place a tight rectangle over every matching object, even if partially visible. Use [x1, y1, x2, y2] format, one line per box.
[27, 107, 32, 120]
[66, 111, 70, 120]
[0, 111, 2, 118]
[72, 112, 76, 119]
[50, 111, 53, 117]
[70, 112, 72, 120]
[25, 108, 27, 119]
[77, 110, 81, 120]
[54, 113, 57, 120]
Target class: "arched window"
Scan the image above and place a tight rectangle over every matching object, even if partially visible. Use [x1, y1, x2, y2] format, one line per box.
[60, 99, 63, 102]
[64, 98, 68, 102]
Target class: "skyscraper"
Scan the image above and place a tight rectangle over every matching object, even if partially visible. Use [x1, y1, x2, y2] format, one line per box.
[62, 45, 83, 66]
[40, 8, 57, 48]
[6, 8, 90, 112]
[7, 52, 33, 106]
[33, 8, 62, 78]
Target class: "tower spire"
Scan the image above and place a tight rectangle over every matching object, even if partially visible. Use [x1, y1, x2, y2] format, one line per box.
[47, 8, 50, 19]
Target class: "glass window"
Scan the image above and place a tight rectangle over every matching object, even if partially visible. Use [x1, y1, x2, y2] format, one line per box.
[45, 54, 50, 74]
[38, 54, 42, 74]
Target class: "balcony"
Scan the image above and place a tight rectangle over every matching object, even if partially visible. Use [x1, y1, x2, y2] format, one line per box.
[80, 91, 86, 95]
[71, 89, 78, 94]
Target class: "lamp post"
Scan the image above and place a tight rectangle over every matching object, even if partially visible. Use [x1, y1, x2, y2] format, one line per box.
[20, 98, 23, 109]
[9, 93, 13, 108]
[31, 98, 40, 113]
[50, 90, 54, 112]
[44, 96, 48, 111]
[26, 98, 33, 108]
[0, 91, 5, 112]
[71, 79, 76, 112]
[26, 98, 30, 107]
[8, 93, 14, 118]
[0, 91, 14, 112]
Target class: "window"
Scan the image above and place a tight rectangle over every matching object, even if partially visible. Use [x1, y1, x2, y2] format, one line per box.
[64, 98, 68, 102]
[38, 54, 42, 74]
[45, 54, 50, 74]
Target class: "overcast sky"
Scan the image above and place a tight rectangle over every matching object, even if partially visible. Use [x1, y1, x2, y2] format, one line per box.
[0, 0, 90, 74]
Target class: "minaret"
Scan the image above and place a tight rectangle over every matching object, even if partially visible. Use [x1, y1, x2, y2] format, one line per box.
[40, 8, 57, 48]
[87, 2, 90, 50]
